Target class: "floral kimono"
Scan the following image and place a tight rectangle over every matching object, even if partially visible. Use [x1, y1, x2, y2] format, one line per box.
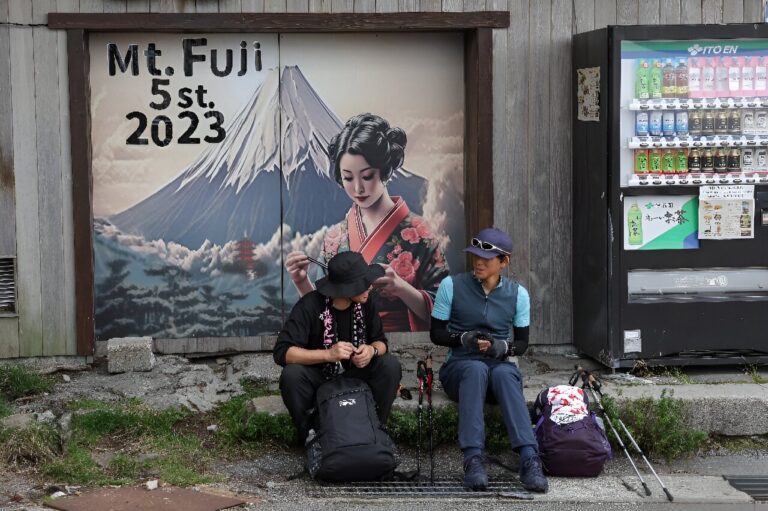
[320, 197, 450, 332]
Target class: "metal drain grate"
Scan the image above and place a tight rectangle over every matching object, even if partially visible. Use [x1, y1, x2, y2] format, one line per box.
[723, 475, 768, 500]
[309, 478, 532, 499]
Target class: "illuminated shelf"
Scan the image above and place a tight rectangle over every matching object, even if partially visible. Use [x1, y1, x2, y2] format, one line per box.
[628, 98, 768, 110]
[627, 135, 768, 148]
[627, 172, 768, 187]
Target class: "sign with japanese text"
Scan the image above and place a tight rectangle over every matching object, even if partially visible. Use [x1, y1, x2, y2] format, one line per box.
[623, 195, 699, 250]
[699, 186, 755, 239]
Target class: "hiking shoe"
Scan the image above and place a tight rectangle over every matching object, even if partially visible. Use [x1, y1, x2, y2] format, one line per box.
[519, 455, 548, 492]
[463, 455, 488, 491]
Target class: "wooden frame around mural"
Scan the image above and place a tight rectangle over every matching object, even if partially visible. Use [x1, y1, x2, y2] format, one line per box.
[48, 12, 509, 356]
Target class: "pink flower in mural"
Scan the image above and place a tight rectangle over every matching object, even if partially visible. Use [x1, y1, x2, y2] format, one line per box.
[324, 224, 342, 255]
[411, 217, 433, 239]
[401, 227, 420, 244]
[391, 251, 421, 284]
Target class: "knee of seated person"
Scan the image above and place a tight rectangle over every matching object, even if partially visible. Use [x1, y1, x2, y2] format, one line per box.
[490, 363, 522, 384]
[279, 363, 307, 388]
[377, 353, 402, 379]
[461, 360, 490, 381]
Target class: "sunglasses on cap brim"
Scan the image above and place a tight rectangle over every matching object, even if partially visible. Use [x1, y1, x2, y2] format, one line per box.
[471, 237, 511, 255]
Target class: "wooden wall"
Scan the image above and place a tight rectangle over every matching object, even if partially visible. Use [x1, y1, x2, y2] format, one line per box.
[0, 0, 763, 358]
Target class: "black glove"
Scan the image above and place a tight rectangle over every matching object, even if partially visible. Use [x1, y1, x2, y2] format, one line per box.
[485, 338, 510, 359]
[460, 330, 490, 353]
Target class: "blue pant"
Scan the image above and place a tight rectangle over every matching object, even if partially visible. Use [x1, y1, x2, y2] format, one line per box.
[440, 358, 536, 452]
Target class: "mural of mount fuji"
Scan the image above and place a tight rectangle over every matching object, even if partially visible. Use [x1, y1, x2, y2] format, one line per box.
[110, 66, 427, 247]
[94, 65, 444, 340]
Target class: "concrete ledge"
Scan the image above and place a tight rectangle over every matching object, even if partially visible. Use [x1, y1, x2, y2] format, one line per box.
[107, 337, 156, 374]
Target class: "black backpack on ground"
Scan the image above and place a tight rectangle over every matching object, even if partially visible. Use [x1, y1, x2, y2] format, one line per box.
[532, 386, 612, 477]
[305, 377, 399, 483]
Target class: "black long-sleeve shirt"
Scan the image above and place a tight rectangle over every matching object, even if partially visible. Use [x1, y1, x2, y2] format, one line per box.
[273, 291, 387, 367]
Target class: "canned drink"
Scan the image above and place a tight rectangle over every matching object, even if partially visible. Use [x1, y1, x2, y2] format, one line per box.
[728, 110, 741, 134]
[715, 111, 729, 134]
[742, 109, 755, 134]
[757, 148, 767, 169]
[634, 149, 649, 174]
[649, 148, 662, 173]
[702, 110, 716, 135]
[742, 147, 755, 170]
[689, 110, 703, 136]
[649, 110, 663, 137]
[675, 111, 689, 136]
[635, 111, 649, 137]
[688, 148, 702, 172]
[714, 148, 728, 172]
[702, 148, 715, 172]
[755, 109, 768, 134]
[662, 111, 676, 137]
[728, 148, 741, 172]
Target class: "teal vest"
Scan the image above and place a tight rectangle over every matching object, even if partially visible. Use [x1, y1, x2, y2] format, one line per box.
[447, 272, 519, 360]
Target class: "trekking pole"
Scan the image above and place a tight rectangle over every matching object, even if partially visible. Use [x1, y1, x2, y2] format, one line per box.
[425, 353, 435, 484]
[416, 359, 427, 479]
[578, 370, 652, 497]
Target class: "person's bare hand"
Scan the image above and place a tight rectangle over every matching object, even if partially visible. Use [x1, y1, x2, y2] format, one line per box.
[477, 339, 491, 353]
[351, 344, 375, 368]
[285, 251, 310, 283]
[373, 264, 405, 298]
[327, 342, 355, 362]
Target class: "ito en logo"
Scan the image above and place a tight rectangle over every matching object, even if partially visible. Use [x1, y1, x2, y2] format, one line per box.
[339, 399, 357, 407]
[688, 43, 739, 56]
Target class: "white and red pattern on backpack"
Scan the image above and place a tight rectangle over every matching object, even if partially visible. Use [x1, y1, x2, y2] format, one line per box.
[546, 385, 588, 425]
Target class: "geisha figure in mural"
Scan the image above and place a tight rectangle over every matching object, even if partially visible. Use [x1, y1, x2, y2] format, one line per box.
[285, 113, 450, 332]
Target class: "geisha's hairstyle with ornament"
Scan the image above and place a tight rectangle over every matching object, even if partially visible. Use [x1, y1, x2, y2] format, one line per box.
[328, 113, 407, 185]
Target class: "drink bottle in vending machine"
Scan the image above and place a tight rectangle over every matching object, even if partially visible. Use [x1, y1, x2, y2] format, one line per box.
[676, 57, 688, 98]
[663, 110, 676, 137]
[702, 57, 716, 97]
[715, 57, 729, 97]
[676, 148, 688, 173]
[688, 148, 701, 172]
[635, 111, 649, 136]
[688, 57, 702, 98]
[755, 56, 768, 96]
[727, 56, 742, 97]
[634, 149, 649, 173]
[662, 58, 677, 98]
[675, 111, 689, 136]
[650, 59, 663, 99]
[649, 110, 663, 136]
[635, 59, 650, 99]
[742, 57, 756, 97]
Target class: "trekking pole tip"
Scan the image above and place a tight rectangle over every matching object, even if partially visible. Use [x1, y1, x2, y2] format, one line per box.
[663, 488, 673, 501]
[642, 482, 651, 496]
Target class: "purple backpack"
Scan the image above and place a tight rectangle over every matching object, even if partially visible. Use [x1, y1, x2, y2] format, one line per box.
[533, 386, 612, 477]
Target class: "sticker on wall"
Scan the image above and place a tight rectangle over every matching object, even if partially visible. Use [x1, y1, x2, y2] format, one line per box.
[623, 330, 642, 354]
[624, 195, 699, 250]
[577, 66, 600, 122]
[699, 185, 755, 240]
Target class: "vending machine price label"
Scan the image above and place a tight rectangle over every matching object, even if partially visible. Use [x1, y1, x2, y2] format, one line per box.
[699, 184, 754, 199]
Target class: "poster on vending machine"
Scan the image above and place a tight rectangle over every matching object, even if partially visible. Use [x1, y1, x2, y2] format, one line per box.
[623, 195, 699, 250]
[698, 185, 755, 240]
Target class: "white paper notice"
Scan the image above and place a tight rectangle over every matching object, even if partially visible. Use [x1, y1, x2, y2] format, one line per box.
[699, 185, 755, 240]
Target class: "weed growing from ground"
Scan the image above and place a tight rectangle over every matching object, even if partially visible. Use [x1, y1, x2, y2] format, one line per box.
[0, 365, 53, 400]
[217, 394, 296, 446]
[744, 364, 768, 384]
[0, 397, 12, 419]
[0, 424, 61, 466]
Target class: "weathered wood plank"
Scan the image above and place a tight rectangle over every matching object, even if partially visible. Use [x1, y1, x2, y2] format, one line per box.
[505, 0, 529, 291]
[0, 318, 20, 359]
[490, 0, 507, 233]
[196, 0, 220, 12]
[0, 0, 16, 258]
[680, 0, 702, 23]
[572, 0, 594, 33]
[78, 0, 102, 12]
[265, 0, 287, 11]
[593, 0, 616, 28]
[219, 0, 242, 11]
[153, 336, 277, 354]
[464, 0, 485, 11]
[398, 0, 418, 12]
[722, 0, 743, 21]
[528, 0, 552, 345]
[57, 0, 77, 356]
[375, 0, 397, 12]
[287, 0, 308, 10]
[354, 0, 375, 11]
[420, 0, 439, 10]
[68, 29, 95, 356]
[743, 0, 762, 22]
[9, 0, 43, 357]
[126, 0, 151, 12]
[309, 0, 331, 11]
[242, 0, 265, 11]
[659, 0, 681, 23]
[331, 0, 352, 11]
[32, 0, 67, 356]
[616, 0, 637, 24]
[702, 0, 723, 23]
[638, 0, 660, 23]
[550, 0, 572, 345]
[442, 0, 462, 12]
[150, 0, 191, 12]
[103, 0, 127, 12]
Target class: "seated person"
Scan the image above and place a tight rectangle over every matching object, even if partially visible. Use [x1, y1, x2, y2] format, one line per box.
[273, 251, 402, 443]
[429, 227, 548, 492]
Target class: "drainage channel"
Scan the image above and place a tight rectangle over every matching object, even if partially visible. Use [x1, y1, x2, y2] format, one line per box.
[309, 478, 533, 499]
[723, 475, 768, 501]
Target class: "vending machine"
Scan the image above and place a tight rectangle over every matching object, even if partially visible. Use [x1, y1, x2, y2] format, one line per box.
[572, 25, 768, 368]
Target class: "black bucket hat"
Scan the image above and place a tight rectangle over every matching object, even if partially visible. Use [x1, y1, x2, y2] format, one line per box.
[315, 251, 385, 298]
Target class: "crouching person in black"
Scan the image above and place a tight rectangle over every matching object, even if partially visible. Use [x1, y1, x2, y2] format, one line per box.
[273, 251, 402, 444]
